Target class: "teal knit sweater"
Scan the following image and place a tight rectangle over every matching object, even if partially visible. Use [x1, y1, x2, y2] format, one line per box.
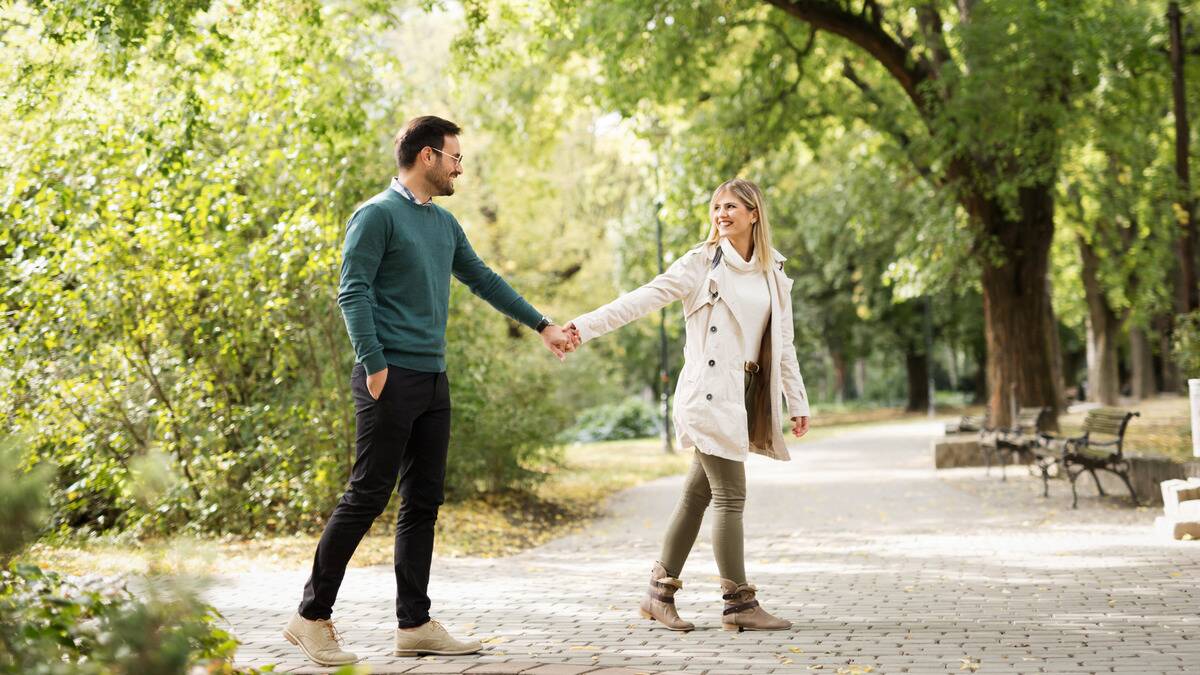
[337, 188, 543, 374]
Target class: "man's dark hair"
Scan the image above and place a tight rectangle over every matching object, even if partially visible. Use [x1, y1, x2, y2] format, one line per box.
[394, 116, 462, 169]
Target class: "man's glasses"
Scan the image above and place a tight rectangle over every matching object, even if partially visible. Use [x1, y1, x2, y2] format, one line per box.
[431, 147, 464, 167]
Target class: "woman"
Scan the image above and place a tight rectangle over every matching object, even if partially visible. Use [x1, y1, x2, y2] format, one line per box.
[566, 178, 810, 632]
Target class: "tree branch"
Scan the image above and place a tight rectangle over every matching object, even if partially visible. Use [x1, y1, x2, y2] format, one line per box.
[841, 58, 938, 184]
[956, 0, 976, 24]
[917, 3, 955, 81]
[764, 0, 937, 117]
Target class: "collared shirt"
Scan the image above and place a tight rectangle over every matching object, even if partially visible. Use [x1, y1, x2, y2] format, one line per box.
[390, 177, 432, 206]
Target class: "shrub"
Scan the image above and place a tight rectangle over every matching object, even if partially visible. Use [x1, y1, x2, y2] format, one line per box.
[442, 287, 573, 496]
[0, 438, 240, 674]
[568, 396, 663, 443]
[1173, 310, 1200, 380]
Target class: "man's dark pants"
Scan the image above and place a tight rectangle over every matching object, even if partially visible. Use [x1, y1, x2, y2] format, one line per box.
[299, 363, 451, 628]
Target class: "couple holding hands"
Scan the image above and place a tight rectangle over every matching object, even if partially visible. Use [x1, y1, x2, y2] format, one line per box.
[282, 116, 812, 666]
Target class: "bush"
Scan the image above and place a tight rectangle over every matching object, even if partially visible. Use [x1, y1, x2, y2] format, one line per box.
[0, 3, 571, 537]
[442, 287, 573, 496]
[0, 565, 237, 675]
[0, 438, 240, 674]
[1173, 310, 1200, 380]
[568, 396, 663, 443]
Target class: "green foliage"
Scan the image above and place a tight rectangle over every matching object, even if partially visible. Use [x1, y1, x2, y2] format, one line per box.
[442, 286, 573, 496]
[1, 1, 389, 535]
[0, 438, 50, 563]
[567, 396, 662, 443]
[1173, 310, 1200, 379]
[0, 1, 587, 537]
[0, 437, 237, 673]
[0, 565, 237, 675]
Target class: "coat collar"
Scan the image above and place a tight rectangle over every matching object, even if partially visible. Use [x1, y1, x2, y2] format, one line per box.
[702, 240, 787, 267]
[701, 240, 788, 337]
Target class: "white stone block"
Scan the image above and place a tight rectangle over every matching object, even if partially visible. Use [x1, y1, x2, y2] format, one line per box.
[1155, 515, 1200, 540]
[1160, 477, 1200, 517]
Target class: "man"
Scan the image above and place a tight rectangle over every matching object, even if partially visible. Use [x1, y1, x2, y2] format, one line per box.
[283, 116, 579, 666]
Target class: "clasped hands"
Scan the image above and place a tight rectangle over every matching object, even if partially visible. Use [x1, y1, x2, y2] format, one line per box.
[539, 322, 583, 361]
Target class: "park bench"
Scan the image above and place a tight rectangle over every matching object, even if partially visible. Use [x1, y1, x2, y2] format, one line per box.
[979, 406, 1050, 482]
[1037, 407, 1141, 509]
[944, 411, 990, 435]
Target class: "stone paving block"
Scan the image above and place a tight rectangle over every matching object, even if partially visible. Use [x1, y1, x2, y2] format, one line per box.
[463, 664, 547, 674]
[519, 666, 599, 675]
[405, 664, 476, 674]
[211, 422, 1200, 675]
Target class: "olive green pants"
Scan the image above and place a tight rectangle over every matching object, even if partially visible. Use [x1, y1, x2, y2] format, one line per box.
[658, 449, 748, 584]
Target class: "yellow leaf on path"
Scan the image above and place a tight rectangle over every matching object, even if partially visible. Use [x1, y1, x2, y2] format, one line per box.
[570, 646, 600, 651]
[481, 636, 507, 644]
[789, 646, 805, 653]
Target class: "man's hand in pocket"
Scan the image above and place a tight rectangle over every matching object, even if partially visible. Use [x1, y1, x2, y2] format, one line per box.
[367, 368, 388, 400]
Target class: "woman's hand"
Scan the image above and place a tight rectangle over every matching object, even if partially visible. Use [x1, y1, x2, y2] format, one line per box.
[564, 322, 582, 346]
[539, 324, 577, 361]
[791, 416, 809, 438]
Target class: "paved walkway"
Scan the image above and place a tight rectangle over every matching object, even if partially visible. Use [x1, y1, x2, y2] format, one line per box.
[207, 420, 1199, 674]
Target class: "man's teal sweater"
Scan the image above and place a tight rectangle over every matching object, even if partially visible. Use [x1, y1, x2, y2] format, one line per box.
[337, 188, 543, 374]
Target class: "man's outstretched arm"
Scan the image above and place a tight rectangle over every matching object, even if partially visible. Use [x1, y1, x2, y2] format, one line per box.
[451, 221, 577, 359]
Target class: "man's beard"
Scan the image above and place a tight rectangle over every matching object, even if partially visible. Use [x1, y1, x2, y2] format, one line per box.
[431, 170, 456, 196]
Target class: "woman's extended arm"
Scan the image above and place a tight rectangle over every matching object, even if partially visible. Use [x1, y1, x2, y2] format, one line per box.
[569, 249, 704, 344]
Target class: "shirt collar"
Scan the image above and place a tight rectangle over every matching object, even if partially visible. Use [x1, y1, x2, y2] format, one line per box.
[390, 177, 432, 206]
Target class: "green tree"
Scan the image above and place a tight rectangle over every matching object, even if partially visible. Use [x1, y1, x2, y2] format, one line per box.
[457, 0, 1164, 424]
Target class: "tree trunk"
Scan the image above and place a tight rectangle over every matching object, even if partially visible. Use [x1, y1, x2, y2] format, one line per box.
[854, 358, 867, 401]
[1158, 313, 1182, 392]
[1169, 1, 1200, 313]
[829, 348, 849, 403]
[905, 343, 930, 412]
[972, 336, 988, 405]
[1079, 234, 1121, 405]
[973, 185, 1063, 428]
[945, 343, 960, 391]
[1129, 326, 1156, 400]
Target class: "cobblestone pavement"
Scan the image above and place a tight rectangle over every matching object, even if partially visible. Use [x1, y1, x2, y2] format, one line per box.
[207, 420, 1200, 674]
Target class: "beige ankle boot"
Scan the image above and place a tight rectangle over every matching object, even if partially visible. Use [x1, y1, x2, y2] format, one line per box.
[282, 612, 359, 666]
[637, 562, 694, 631]
[719, 578, 792, 631]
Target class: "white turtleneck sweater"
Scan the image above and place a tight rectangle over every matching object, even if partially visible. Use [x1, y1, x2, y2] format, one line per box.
[719, 238, 771, 365]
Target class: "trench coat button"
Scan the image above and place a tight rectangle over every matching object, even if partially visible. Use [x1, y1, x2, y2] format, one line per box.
[706, 393, 713, 401]
[708, 360, 715, 366]
[710, 326, 717, 333]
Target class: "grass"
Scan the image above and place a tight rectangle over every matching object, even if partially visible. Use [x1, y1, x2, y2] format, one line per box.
[21, 413, 921, 577]
[24, 438, 692, 576]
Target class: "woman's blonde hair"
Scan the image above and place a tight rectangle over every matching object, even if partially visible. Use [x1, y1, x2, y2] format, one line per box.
[704, 178, 776, 272]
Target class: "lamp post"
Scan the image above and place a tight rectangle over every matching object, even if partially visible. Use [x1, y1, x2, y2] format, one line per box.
[656, 197, 674, 453]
